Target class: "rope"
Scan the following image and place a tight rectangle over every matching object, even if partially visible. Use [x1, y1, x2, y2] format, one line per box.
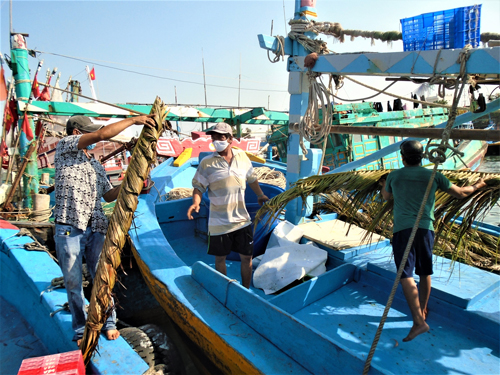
[297, 72, 337, 155]
[253, 167, 286, 189]
[362, 45, 471, 374]
[268, 36, 286, 63]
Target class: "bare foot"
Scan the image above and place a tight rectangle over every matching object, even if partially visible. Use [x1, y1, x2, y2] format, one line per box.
[105, 329, 120, 340]
[403, 322, 429, 342]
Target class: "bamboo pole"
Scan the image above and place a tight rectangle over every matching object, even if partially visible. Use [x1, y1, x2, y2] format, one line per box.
[328, 125, 500, 141]
[1, 140, 37, 213]
[79, 97, 167, 365]
[1, 77, 14, 184]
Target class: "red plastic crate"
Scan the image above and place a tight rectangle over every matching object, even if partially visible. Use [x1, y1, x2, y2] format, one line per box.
[18, 350, 85, 375]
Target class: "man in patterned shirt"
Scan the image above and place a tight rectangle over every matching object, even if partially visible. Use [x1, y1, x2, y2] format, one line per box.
[187, 123, 269, 288]
[54, 115, 154, 345]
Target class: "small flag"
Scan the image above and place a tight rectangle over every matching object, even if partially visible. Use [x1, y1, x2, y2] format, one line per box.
[0, 66, 7, 101]
[21, 113, 34, 141]
[4, 99, 18, 134]
[32, 75, 41, 98]
[89, 67, 96, 81]
[52, 80, 63, 101]
[39, 85, 51, 101]
[0, 139, 8, 157]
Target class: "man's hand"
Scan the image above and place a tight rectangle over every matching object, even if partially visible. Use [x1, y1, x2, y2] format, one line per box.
[187, 203, 200, 220]
[304, 52, 318, 69]
[133, 115, 155, 128]
[474, 178, 487, 190]
[257, 195, 270, 206]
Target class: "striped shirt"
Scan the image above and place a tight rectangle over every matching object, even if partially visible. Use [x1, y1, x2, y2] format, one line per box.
[192, 149, 257, 236]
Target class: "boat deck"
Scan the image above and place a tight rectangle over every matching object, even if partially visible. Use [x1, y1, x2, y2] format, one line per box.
[0, 296, 49, 374]
[164, 212, 499, 374]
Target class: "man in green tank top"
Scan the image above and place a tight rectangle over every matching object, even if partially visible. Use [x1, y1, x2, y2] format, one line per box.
[380, 140, 485, 342]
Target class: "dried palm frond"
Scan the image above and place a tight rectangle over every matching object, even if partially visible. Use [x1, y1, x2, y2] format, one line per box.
[257, 169, 500, 268]
[80, 98, 168, 365]
[255, 169, 389, 228]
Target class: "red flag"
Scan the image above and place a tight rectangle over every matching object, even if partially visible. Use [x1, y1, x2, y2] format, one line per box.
[0, 139, 8, 157]
[32, 75, 41, 98]
[39, 86, 51, 101]
[35, 120, 44, 137]
[0, 139, 8, 169]
[4, 99, 18, 134]
[89, 67, 96, 81]
[0, 66, 7, 101]
[21, 113, 34, 141]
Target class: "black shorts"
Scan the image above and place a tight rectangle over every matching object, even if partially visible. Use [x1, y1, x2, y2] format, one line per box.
[208, 225, 254, 257]
[393, 228, 434, 279]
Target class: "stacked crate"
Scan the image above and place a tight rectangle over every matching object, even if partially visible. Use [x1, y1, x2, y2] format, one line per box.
[401, 5, 481, 51]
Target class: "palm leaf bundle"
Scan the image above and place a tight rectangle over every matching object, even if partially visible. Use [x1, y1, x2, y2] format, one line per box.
[80, 98, 167, 365]
[315, 192, 500, 273]
[256, 169, 500, 271]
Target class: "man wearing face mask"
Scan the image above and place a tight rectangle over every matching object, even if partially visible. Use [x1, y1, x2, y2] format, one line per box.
[187, 122, 269, 288]
[54, 114, 154, 346]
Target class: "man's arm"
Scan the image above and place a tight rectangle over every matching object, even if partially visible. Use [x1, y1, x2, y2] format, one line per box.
[248, 180, 269, 206]
[102, 185, 121, 202]
[187, 189, 203, 219]
[379, 179, 392, 201]
[446, 178, 486, 199]
[78, 115, 155, 150]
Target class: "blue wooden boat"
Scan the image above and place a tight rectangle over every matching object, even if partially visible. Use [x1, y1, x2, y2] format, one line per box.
[126, 155, 499, 374]
[0, 220, 149, 374]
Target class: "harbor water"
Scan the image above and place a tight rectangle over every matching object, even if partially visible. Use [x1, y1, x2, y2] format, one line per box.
[478, 155, 500, 226]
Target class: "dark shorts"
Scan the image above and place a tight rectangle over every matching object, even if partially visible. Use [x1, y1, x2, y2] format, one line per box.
[393, 228, 434, 279]
[208, 225, 254, 257]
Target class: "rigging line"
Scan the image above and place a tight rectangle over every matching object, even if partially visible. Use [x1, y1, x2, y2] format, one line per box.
[344, 75, 468, 110]
[331, 80, 398, 102]
[34, 50, 287, 89]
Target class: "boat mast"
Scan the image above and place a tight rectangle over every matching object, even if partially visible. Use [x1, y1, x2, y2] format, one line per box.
[85, 65, 97, 101]
[11, 33, 39, 208]
[285, 0, 321, 224]
[202, 49, 208, 131]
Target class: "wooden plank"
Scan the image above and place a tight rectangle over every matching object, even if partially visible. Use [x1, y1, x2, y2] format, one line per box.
[299, 220, 387, 250]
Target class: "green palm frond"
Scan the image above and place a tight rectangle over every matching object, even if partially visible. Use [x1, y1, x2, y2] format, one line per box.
[256, 169, 500, 271]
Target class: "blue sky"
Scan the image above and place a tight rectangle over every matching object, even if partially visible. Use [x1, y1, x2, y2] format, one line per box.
[1, 0, 499, 114]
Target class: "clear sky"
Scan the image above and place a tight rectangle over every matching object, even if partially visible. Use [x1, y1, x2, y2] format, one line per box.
[1, 0, 499, 117]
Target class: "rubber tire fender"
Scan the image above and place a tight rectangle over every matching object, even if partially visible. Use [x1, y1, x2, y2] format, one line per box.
[119, 327, 155, 367]
[138, 324, 185, 375]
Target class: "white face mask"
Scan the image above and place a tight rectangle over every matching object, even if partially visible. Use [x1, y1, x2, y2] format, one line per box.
[213, 140, 229, 152]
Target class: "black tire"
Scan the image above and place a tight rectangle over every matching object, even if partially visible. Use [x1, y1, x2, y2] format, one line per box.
[119, 327, 155, 367]
[139, 324, 185, 375]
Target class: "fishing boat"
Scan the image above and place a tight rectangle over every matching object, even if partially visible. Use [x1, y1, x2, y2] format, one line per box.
[0, 219, 150, 374]
[1, 1, 499, 374]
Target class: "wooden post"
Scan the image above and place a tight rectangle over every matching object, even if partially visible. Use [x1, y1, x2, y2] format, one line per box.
[1, 140, 37, 213]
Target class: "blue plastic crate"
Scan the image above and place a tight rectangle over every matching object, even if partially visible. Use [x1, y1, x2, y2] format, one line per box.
[401, 5, 481, 51]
